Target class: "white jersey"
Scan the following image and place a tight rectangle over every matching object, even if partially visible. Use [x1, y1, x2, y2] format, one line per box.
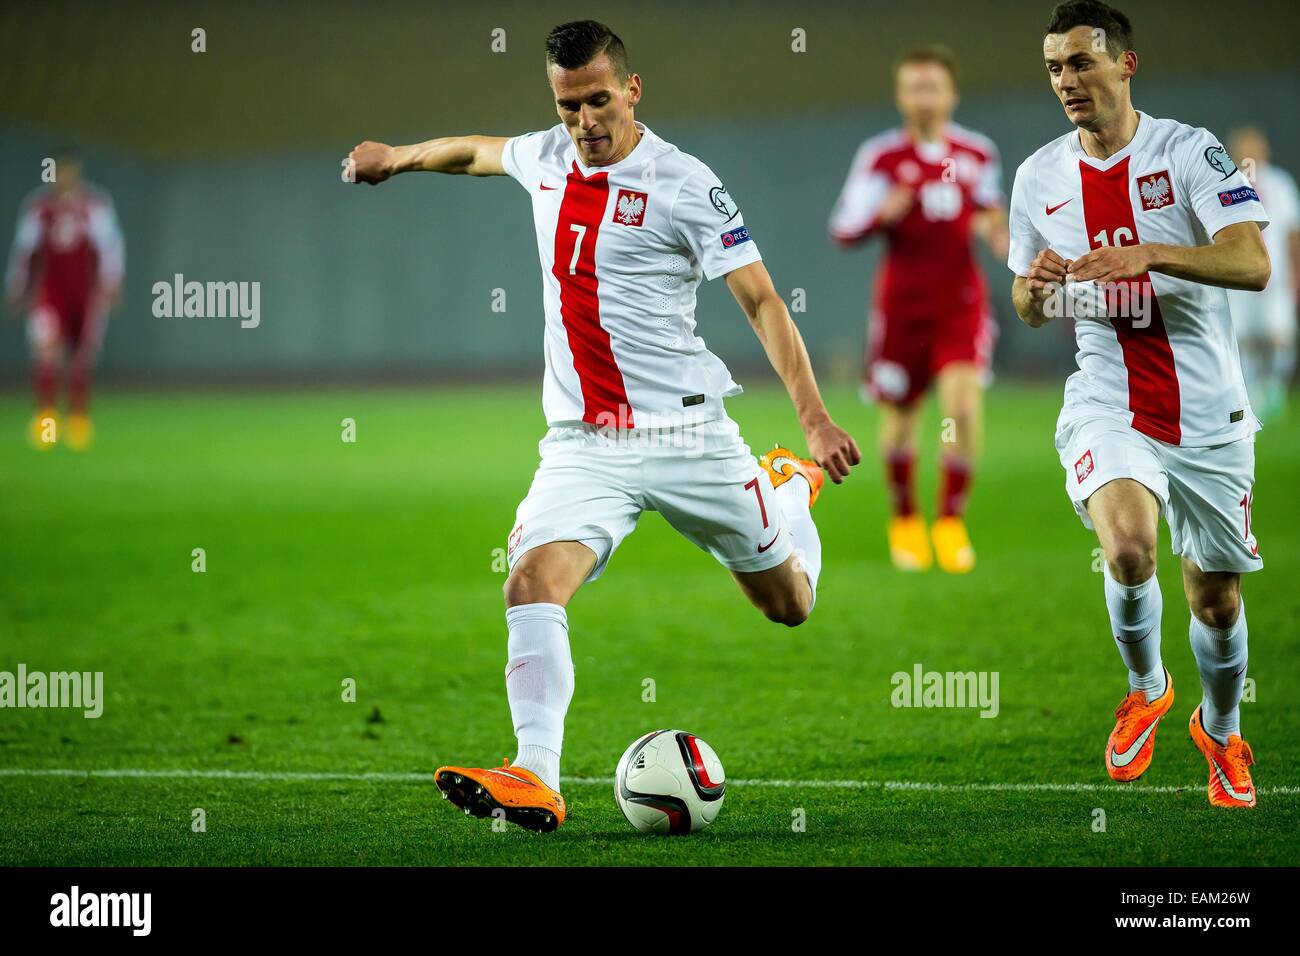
[1008, 111, 1270, 447]
[501, 122, 763, 429]
[1227, 163, 1299, 339]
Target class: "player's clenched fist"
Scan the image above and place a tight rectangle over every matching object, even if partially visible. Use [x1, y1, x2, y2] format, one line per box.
[1067, 244, 1152, 284]
[1026, 247, 1071, 301]
[806, 419, 862, 484]
[346, 141, 397, 185]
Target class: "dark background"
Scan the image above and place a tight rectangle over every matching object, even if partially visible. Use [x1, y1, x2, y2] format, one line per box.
[2, 0, 1297, 382]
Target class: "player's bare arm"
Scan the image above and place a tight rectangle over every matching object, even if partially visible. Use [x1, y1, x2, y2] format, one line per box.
[724, 261, 861, 483]
[1067, 221, 1270, 291]
[973, 207, 1010, 261]
[346, 135, 508, 184]
[1012, 247, 1071, 328]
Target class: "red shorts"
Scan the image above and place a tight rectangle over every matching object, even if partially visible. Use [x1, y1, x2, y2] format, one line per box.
[864, 307, 997, 407]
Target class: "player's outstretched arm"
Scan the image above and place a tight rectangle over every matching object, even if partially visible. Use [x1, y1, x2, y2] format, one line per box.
[345, 136, 508, 184]
[1012, 247, 1071, 328]
[1067, 222, 1270, 292]
[725, 261, 861, 483]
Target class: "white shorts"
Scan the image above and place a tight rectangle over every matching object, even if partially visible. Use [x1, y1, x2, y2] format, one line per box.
[506, 416, 794, 582]
[1055, 413, 1262, 574]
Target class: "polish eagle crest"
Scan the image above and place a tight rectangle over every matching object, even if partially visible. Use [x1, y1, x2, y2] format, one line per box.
[1140, 174, 1171, 208]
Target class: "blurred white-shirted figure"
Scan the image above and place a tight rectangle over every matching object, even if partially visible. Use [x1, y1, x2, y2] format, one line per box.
[1225, 127, 1300, 422]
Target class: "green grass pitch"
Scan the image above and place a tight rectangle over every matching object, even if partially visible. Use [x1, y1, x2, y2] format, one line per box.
[1, 382, 1297, 866]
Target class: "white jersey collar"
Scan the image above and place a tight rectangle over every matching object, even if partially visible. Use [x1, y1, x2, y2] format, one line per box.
[570, 121, 654, 178]
[1071, 110, 1151, 169]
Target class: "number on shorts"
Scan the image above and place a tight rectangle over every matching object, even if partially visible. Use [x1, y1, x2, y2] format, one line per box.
[743, 477, 770, 529]
[1240, 488, 1253, 540]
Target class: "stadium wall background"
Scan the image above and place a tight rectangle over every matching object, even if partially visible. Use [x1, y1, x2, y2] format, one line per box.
[1, 1, 1297, 385]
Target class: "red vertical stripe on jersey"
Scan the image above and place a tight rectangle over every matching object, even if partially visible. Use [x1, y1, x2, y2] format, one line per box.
[1078, 157, 1181, 444]
[551, 164, 633, 428]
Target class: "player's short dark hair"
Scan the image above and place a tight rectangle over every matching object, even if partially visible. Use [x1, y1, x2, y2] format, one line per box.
[545, 20, 630, 82]
[893, 45, 960, 87]
[1045, 1, 1134, 60]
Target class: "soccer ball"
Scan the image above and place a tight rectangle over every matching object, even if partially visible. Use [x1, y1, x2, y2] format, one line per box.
[614, 729, 726, 835]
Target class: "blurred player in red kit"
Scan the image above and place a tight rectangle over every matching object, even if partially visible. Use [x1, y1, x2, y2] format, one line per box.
[831, 47, 1008, 573]
[5, 148, 124, 450]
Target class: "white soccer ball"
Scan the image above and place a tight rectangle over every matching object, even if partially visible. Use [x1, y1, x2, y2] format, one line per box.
[614, 729, 726, 835]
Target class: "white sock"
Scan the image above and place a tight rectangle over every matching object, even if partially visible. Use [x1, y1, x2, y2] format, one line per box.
[514, 744, 560, 792]
[1189, 600, 1249, 746]
[774, 474, 821, 610]
[1103, 565, 1165, 701]
[504, 602, 573, 791]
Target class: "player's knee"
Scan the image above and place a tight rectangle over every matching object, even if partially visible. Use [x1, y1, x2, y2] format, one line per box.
[1106, 539, 1156, 584]
[947, 402, 978, 430]
[765, 604, 808, 628]
[503, 561, 563, 608]
[762, 589, 812, 628]
[1190, 587, 1240, 630]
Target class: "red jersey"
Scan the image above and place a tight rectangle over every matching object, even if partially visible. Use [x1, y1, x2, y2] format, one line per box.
[5, 185, 124, 308]
[830, 125, 1002, 319]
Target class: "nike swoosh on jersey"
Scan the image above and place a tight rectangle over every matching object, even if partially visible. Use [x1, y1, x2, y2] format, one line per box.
[1110, 718, 1159, 767]
[1045, 198, 1074, 215]
[757, 531, 782, 553]
[539, 182, 558, 191]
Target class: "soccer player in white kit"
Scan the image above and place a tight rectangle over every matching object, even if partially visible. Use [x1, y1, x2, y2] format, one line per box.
[1009, 2, 1271, 808]
[1225, 126, 1300, 423]
[346, 20, 860, 831]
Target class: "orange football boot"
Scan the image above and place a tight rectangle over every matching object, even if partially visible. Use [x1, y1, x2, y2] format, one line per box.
[930, 516, 975, 574]
[66, 413, 94, 451]
[888, 514, 932, 571]
[759, 445, 825, 507]
[1189, 705, 1257, 809]
[435, 759, 566, 832]
[1105, 669, 1174, 781]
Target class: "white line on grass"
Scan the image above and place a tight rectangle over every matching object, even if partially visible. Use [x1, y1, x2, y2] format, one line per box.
[1, 768, 1297, 795]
